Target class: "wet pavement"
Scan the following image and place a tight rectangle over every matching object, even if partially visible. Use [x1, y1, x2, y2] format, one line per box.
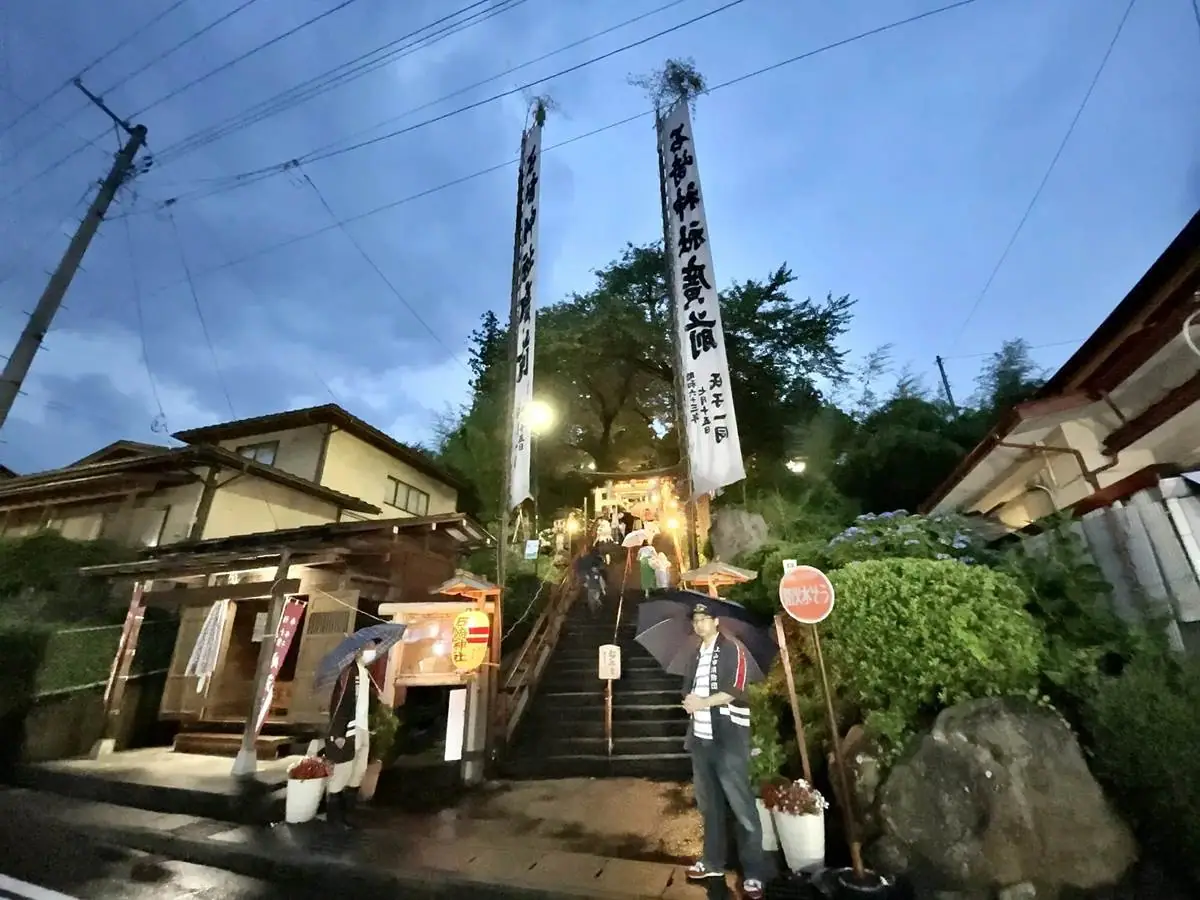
[0, 810, 326, 900]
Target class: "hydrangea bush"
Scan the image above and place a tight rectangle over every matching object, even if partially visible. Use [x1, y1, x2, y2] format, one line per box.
[824, 510, 995, 569]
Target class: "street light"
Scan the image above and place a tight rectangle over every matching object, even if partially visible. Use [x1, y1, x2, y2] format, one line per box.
[523, 399, 555, 434]
[786, 458, 807, 475]
[666, 517, 681, 531]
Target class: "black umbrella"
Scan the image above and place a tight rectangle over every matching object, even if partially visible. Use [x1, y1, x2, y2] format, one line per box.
[634, 590, 778, 679]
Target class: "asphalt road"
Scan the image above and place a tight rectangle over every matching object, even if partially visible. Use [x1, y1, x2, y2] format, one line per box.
[0, 813, 326, 900]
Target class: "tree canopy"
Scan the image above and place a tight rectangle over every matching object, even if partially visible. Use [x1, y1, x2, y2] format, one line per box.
[436, 239, 1046, 528]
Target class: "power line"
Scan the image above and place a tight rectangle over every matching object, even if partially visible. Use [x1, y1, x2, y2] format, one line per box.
[173, 0, 755, 192]
[938, 337, 1084, 362]
[132, 0, 986, 297]
[0, 0, 364, 205]
[299, 168, 473, 376]
[159, 0, 691, 178]
[152, 0, 523, 166]
[121, 206, 167, 429]
[951, 0, 1137, 342]
[0, 0, 189, 140]
[0, 183, 94, 291]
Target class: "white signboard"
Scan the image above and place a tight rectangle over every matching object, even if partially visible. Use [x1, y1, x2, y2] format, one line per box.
[444, 687, 467, 762]
[598, 643, 622, 680]
[252, 611, 268, 642]
[524, 538, 540, 560]
[782, 559, 798, 573]
[658, 100, 745, 497]
[508, 120, 543, 510]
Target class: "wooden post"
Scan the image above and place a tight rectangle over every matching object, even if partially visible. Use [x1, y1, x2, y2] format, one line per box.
[232, 551, 292, 778]
[811, 624, 864, 878]
[773, 615, 812, 783]
[90, 581, 146, 758]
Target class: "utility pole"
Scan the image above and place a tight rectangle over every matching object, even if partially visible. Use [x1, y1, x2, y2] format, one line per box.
[0, 79, 146, 431]
[935, 355, 957, 412]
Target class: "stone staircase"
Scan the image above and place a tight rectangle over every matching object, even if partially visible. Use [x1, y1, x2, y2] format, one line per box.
[503, 590, 691, 780]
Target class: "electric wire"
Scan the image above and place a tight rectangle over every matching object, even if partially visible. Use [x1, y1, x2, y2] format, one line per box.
[131, 0, 987, 297]
[7, 0, 261, 163]
[299, 167, 473, 376]
[937, 338, 1085, 362]
[121, 207, 168, 431]
[165, 0, 754, 195]
[0, 184, 94, 291]
[951, 0, 1137, 341]
[152, 0, 524, 166]
[0, 0, 365, 205]
[0, 0, 190, 140]
[158, 0, 692, 179]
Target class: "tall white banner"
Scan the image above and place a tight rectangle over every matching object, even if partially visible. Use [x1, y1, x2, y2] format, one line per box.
[508, 121, 542, 510]
[658, 100, 745, 497]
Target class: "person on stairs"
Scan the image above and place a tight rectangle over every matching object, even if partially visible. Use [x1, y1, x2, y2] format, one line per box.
[324, 638, 381, 829]
[637, 539, 657, 598]
[681, 601, 766, 900]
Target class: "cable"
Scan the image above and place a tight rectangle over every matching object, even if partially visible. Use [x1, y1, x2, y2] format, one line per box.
[0, 0, 189, 140]
[0, 184, 94, 291]
[121, 209, 168, 431]
[0, 0, 364, 205]
[299, 168, 472, 376]
[160, 0, 691, 177]
[951, 0, 1137, 341]
[178, 0, 754, 191]
[937, 337, 1086, 362]
[152, 0, 523, 166]
[130, 0, 986, 296]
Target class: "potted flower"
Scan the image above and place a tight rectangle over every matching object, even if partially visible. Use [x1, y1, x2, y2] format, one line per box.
[748, 683, 786, 852]
[359, 702, 399, 802]
[769, 778, 828, 874]
[285, 755, 332, 824]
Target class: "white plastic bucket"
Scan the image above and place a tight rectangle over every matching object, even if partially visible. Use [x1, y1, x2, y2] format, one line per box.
[756, 798, 779, 852]
[284, 776, 326, 824]
[773, 808, 825, 873]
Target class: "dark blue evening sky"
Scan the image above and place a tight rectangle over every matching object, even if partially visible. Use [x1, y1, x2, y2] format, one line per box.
[0, 0, 1196, 473]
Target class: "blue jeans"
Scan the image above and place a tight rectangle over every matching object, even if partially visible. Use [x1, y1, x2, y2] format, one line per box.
[691, 736, 766, 881]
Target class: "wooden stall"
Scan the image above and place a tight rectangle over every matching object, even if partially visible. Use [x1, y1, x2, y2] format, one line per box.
[81, 514, 490, 761]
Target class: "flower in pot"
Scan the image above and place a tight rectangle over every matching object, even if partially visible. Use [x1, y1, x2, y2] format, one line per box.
[284, 756, 332, 825]
[770, 779, 828, 875]
[749, 683, 787, 852]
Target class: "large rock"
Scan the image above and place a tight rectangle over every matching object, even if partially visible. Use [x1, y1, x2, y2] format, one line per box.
[875, 698, 1136, 897]
[708, 508, 769, 561]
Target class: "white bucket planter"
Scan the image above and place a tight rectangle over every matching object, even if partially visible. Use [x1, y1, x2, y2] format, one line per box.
[284, 776, 327, 824]
[755, 799, 779, 852]
[773, 808, 825, 874]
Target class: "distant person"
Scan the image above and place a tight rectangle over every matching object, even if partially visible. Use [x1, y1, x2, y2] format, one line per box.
[596, 516, 613, 545]
[621, 509, 637, 538]
[637, 540, 657, 599]
[653, 551, 672, 591]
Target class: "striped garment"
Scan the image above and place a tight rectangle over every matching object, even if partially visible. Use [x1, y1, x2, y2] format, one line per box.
[691, 641, 715, 740]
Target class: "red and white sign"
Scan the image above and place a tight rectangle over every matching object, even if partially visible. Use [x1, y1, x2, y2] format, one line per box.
[253, 597, 307, 737]
[451, 609, 491, 673]
[779, 565, 835, 625]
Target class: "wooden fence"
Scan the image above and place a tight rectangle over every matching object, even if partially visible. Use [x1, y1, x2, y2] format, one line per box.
[1022, 475, 1200, 653]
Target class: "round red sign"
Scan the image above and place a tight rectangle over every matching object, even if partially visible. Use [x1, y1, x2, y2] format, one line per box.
[778, 565, 836, 625]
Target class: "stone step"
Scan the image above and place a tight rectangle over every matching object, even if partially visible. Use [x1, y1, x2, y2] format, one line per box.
[532, 701, 688, 724]
[535, 735, 687, 757]
[551, 656, 661, 673]
[540, 688, 679, 708]
[502, 752, 691, 781]
[540, 670, 681, 692]
[518, 716, 688, 740]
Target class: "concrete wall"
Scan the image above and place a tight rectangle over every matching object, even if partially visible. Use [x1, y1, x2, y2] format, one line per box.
[16, 674, 168, 763]
[319, 430, 457, 519]
[214, 424, 326, 481]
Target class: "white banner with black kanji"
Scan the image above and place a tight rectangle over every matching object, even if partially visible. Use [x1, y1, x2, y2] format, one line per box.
[508, 121, 542, 510]
[658, 100, 745, 497]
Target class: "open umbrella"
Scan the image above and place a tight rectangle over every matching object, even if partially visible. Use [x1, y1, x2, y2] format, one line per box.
[621, 529, 648, 548]
[635, 591, 777, 679]
[314, 622, 407, 690]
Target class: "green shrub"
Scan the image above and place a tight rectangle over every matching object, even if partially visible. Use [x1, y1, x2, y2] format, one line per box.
[1085, 654, 1200, 873]
[999, 522, 1159, 705]
[0, 531, 134, 626]
[815, 558, 1043, 754]
[748, 681, 787, 789]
